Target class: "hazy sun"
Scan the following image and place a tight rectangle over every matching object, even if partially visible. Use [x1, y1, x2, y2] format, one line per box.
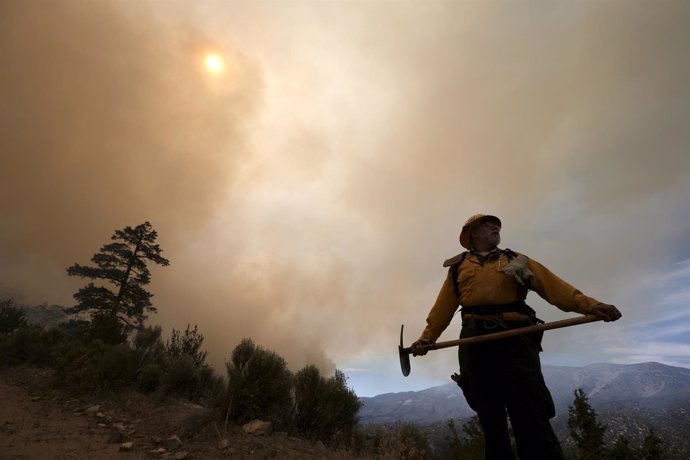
[205, 54, 224, 74]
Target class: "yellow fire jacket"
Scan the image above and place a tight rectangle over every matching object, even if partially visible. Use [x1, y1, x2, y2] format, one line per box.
[418, 249, 601, 343]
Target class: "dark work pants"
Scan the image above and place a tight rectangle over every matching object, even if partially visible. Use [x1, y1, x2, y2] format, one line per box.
[458, 321, 564, 460]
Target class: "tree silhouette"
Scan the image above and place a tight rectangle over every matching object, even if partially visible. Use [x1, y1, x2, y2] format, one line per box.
[66, 222, 169, 331]
[639, 428, 666, 460]
[567, 388, 607, 459]
[609, 434, 635, 460]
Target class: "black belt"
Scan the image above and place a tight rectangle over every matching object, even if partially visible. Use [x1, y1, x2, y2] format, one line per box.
[461, 301, 536, 317]
[462, 318, 533, 331]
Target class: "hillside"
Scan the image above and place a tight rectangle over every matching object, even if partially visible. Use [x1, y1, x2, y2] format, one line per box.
[0, 366, 357, 459]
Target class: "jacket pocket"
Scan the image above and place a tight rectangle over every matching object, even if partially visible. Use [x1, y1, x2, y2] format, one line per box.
[457, 266, 476, 285]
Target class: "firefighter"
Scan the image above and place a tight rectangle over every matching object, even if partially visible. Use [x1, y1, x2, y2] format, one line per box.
[411, 214, 621, 459]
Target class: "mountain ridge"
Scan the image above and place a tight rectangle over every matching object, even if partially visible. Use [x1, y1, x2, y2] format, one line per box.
[358, 361, 690, 456]
[360, 361, 690, 424]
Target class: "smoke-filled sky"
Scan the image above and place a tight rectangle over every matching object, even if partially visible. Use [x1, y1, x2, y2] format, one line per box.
[2, 0, 690, 397]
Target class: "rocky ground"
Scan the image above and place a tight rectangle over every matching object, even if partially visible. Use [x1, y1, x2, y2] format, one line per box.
[0, 366, 359, 459]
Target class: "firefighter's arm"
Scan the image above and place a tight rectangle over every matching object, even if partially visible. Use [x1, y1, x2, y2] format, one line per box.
[412, 271, 460, 355]
[527, 258, 604, 314]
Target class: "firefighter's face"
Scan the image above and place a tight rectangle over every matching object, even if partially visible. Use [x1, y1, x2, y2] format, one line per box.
[471, 219, 501, 249]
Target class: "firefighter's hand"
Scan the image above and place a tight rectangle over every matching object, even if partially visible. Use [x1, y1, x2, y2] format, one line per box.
[590, 303, 622, 322]
[411, 340, 431, 356]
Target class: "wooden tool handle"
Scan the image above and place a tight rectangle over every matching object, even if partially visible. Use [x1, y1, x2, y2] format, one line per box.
[402, 315, 601, 354]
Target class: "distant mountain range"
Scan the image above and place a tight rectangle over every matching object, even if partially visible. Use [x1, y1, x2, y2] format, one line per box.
[359, 362, 690, 456]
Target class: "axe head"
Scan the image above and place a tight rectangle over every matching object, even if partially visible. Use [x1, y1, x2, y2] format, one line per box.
[399, 324, 411, 377]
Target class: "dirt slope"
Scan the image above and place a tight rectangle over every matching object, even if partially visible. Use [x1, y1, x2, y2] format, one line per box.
[0, 366, 356, 459]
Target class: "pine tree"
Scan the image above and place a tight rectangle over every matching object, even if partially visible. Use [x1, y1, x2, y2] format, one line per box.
[567, 388, 607, 459]
[609, 435, 635, 460]
[639, 429, 666, 460]
[66, 222, 169, 331]
[445, 416, 486, 459]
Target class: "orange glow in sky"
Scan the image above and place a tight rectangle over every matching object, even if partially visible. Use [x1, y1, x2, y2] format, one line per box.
[204, 53, 224, 74]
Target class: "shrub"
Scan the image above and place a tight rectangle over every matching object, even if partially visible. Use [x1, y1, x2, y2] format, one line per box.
[0, 325, 66, 366]
[86, 312, 128, 345]
[59, 318, 91, 337]
[97, 343, 140, 388]
[375, 422, 431, 459]
[293, 365, 362, 441]
[165, 324, 208, 368]
[60, 312, 127, 345]
[0, 298, 28, 333]
[131, 326, 219, 403]
[639, 429, 667, 460]
[445, 417, 485, 460]
[136, 361, 165, 393]
[0, 310, 223, 406]
[134, 325, 165, 353]
[53, 339, 138, 393]
[223, 338, 293, 425]
[159, 353, 221, 402]
[132, 326, 166, 392]
[338, 424, 375, 456]
[160, 354, 198, 398]
[195, 365, 225, 406]
[133, 326, 166, 366]
[293, 365, 322, 432]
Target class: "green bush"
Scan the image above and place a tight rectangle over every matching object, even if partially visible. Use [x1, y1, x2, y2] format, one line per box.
[0, 299, 28, 333]
[374, 423, 431, 459]
[86, 312, 128, 345]
[0, 309, 225, 407]
[134, 325, 165, 354]
[58, 312, 127, 346]
[160, 354, 198, 398]
[0, 325, 66, 366]
[337, 424, 374, 456]
[293, 365, 322, 432]
[200, 366, 226, 407]
[132, 326, 166, 393]
[133, 326, 166, 368]
[223, 338, 293, 425]
[165, 324, 208, 368]
[132, 326, 219, 403]
[98, 343, 139, 387]
[160, 356, 220, 403]
[53, 339, 138, 392]
[445, 417, 485, 460]
[136, 361, 165, 392]
[293, 365, 362, 441]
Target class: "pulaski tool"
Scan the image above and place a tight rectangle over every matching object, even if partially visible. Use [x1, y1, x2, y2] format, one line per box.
[398, 315, 602, 376]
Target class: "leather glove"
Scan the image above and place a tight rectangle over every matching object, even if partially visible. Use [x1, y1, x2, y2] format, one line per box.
[411, 339, 431, 356]
[589, 303, 622, 322]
